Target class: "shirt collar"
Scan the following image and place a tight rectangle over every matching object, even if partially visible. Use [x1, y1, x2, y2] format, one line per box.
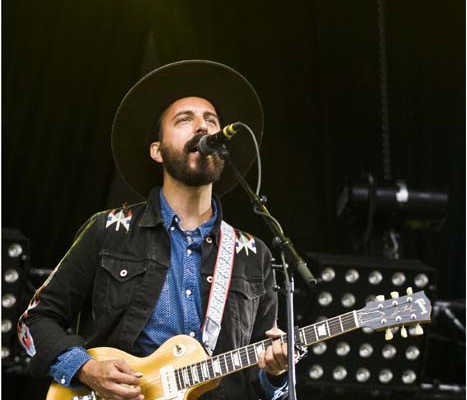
[159, 190, 218, 236]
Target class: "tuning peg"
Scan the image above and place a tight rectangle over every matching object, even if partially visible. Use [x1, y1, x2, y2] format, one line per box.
[401, 325, 408, 338]
[376, 295, 385, 301]
[414, 323, 424, 335]
[406, 287, 413, 295]
[385, 329, 393, 340]
[390, 291, 399, 299]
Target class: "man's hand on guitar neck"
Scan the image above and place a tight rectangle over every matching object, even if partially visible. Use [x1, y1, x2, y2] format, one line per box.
[257, 326, 289, 384]
[77, 358, 144, 400]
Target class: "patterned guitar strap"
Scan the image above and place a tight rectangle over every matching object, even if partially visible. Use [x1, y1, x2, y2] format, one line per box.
[201, 221, 236, 356]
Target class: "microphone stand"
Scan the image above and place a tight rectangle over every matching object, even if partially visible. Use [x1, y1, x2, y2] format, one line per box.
[218, 147, 317, 400]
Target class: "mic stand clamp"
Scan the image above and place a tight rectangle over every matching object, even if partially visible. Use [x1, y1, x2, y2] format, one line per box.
[219, 147, 317, 400]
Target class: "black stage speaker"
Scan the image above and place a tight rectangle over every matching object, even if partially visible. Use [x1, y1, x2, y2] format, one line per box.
[294, 252, 437, 398]
[1, 228, 31, 371]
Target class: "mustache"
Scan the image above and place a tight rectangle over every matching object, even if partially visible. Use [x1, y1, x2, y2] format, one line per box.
[184, 133, 223, 159]
[183, 133, 204, 154]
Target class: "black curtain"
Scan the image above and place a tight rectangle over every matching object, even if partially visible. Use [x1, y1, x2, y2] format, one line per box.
[3, 0, 465, 398]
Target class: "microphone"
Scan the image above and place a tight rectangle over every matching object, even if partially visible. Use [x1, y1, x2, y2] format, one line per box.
[186, 122, 242, 155]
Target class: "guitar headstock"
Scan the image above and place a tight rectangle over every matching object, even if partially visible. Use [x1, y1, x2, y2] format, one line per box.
[357, 288, 432, 338]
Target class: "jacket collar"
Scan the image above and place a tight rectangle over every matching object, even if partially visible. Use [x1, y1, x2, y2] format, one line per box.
[138, 187, 164, 228]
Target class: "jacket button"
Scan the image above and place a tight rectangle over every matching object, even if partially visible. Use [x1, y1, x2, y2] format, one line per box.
[207, 276, 213, 283]
[120, 269, 128, 277]
[205, 236, 213, 244]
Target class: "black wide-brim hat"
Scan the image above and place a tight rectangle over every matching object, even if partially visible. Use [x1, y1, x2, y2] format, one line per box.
[111, 59, 264, 199]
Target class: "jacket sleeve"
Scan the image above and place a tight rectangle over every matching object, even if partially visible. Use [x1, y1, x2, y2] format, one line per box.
[17, 212, 105, 376]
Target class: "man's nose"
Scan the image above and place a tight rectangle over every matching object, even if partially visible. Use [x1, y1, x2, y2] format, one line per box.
[195, 118, 209, 134]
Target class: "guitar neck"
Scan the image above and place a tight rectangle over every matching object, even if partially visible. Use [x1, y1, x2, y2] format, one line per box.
[175, 311, 359, 389]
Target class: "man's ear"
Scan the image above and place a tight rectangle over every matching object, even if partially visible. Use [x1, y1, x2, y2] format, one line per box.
[150, 142, 163, 163]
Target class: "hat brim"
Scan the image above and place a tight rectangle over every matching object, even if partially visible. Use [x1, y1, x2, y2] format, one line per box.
[111, 60, 264, 199]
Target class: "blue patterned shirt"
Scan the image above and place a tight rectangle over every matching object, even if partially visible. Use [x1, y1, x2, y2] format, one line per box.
[134, 192, 216, 353]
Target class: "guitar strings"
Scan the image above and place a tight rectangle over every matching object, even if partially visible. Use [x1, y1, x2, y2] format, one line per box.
[135, 308, 390, 393]
[137, 314, 358, 390]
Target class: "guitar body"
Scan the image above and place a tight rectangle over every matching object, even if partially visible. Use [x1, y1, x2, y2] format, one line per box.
[46, 335, 220, 400]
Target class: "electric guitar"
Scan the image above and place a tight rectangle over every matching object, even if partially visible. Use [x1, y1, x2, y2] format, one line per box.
[46, 289, 431, 400]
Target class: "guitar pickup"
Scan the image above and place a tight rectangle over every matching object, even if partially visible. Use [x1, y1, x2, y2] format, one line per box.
[160, 365, 179, 398]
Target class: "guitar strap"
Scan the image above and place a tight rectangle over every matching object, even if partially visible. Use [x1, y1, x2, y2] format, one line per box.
[201, 220, 236, 356]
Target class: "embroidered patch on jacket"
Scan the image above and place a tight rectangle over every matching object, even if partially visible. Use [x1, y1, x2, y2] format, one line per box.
[18, 321, 36, 357]
[235, 232, 257, 255]
[106, 209, 133, 232]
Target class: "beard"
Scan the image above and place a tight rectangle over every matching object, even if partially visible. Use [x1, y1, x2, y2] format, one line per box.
[159, 141, 224, 187]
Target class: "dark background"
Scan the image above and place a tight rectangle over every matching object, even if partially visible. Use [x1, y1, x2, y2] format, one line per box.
[3, 0, 465, 399]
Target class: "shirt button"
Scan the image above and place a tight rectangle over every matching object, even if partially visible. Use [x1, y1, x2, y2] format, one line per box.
[207, 276, 213, 283]
[187, 249, 192, 255]
[119, 269, 128, 277]
[186, 289, 192, 296]
[205, 236, 213, 244]
[170, 226, 175, 232]
[60, 377, 66, 384]
[189, 331, 196, 337]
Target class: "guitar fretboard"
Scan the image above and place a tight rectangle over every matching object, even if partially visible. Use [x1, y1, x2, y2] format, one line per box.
[174, 311, 358, 389]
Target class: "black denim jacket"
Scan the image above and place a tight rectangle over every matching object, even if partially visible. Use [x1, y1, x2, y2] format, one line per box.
[20, 187, 281, 400]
